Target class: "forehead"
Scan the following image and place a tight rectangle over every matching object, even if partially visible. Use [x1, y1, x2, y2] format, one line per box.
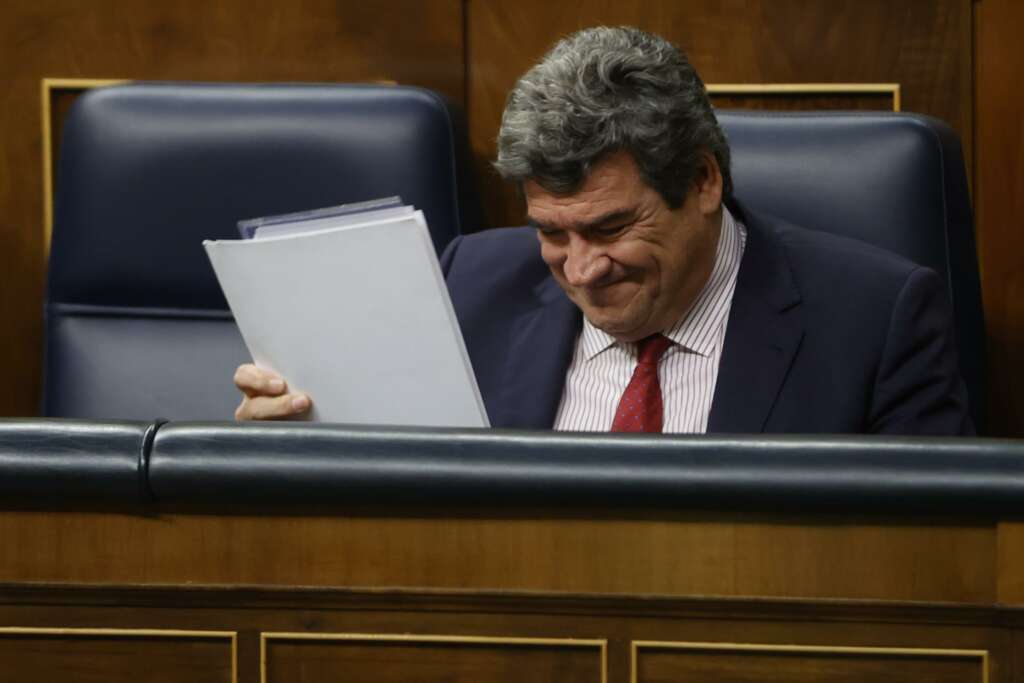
[524, 152, 650, 227]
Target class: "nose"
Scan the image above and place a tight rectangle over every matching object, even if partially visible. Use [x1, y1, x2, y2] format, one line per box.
[563, 234, 612, 287]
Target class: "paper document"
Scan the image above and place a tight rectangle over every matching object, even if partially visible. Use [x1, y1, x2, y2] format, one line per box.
[236, 196, 406, 238]
[204, 207, 489, 427]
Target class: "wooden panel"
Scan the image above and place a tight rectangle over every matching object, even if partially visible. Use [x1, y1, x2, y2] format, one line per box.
[633, 642, 986, 683]
[1014, 631, 1024, 683]
[0, 0, 464, 417]
[708, 83, 900, 112]
[709, 93, 895, 111]
[466, 0, 972, 230]
[0, 509, 996, 603]
[0, 628, 235, 683]
[975, 0, 1024, 437]
[997, 522, 1024, 604]
[262, 634, 604, 683]
[0, 584, 1017, 683]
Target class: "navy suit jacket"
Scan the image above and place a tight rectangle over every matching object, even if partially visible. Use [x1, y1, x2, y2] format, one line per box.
[440, 203, 973, 435]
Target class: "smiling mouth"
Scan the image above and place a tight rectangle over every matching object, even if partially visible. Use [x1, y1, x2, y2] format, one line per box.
[579, 280, 637, 306]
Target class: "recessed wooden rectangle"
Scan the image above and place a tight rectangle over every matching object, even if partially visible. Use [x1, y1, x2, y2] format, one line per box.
[262, 633, 605, 683]
[0, 628, 236, 683]
[633, 641, 986, 683]
[707, 83, 899, 112]
[710, 92, 895, 111]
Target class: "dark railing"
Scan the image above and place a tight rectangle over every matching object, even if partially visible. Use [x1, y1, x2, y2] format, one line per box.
[2, 418, 1022, 514]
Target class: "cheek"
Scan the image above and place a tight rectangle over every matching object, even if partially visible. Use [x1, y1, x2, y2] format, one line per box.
[668, 233, 706, 276]
[606, 241, 658, 273]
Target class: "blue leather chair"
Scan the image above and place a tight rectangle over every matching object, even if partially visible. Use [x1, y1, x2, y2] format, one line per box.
[44, 83, 480, 420]
[719, 112, 984, 430]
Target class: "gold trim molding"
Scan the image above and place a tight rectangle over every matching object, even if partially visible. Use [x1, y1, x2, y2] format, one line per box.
[0, 626, 237, 683]
[707, 82, 901, 111]
[41, 77, 125, 254]
[630, 640, 987, 683]
[261, 631, 607, 683]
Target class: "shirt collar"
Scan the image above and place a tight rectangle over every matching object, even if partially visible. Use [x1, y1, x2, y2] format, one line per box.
[578, 205, 747, 361]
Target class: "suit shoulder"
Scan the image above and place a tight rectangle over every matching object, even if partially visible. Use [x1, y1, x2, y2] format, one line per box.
[765, 217, 928, 300]
[770, 216, 925, 280]
[743, 213, 948, 353]
[444, 226, 549, 287]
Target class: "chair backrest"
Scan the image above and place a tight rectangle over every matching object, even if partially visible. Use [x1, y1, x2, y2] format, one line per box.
[44, 83, 479, 420]
[718, 111, 985, 430]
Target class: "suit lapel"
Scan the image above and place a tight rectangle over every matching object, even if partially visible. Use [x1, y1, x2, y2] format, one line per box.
[495, 276, 580, 429]
[707, 204, 804, 433]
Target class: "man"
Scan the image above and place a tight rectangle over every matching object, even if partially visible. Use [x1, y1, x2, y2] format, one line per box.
[235, 26, 973, 434]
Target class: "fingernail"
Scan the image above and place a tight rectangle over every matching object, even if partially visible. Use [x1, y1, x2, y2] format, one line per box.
[268, 378, 285, 392]
[292, 395, 310, 411]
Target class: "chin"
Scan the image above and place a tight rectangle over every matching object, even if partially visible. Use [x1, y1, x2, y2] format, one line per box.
[583, 293, 650, 333]
[587, 312, 644, 341]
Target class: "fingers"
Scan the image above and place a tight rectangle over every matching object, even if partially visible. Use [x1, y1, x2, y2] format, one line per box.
[232, 363, 312, 421]
[233, 363, 287, 399]
[235, 392, 312, 421]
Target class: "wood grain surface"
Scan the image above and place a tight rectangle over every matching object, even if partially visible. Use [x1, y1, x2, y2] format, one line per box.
[0, 630, 233, 683]
[975, 0, 1024, 436]
[0, 583, 1018, 683]
[0, 508, 998, 604]
[264, 636, 603, 683]
[0, 0, 464, 417]
[465, 0, 972, 229]
[1014, 631, 1024, 683]
[709, 93, 895, 112]
[997, 522, 1024, 604]
[634, 643, 986, 683]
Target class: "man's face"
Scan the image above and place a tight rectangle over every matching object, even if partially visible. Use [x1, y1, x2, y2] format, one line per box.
[526, 151, 724, 343]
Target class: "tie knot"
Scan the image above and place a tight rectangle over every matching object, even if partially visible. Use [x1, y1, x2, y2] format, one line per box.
[636, 334, 672, 366]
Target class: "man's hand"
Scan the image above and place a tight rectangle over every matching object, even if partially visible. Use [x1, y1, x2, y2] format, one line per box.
[233, 363, 312, 420]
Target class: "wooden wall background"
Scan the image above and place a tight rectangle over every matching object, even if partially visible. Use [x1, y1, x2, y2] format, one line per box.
[0, 0, 1020, 434]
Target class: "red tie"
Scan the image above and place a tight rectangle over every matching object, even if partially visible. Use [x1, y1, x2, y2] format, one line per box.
[611, 334, 673, 433]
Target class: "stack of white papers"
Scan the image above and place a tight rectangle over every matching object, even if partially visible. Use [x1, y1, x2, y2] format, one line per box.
[204, 199, 489, 427]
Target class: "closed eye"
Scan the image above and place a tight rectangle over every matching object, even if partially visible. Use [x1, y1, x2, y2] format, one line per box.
[537, 225, 566, 240]
[590, 222, 630, 239]
[528, 208, 635, 240]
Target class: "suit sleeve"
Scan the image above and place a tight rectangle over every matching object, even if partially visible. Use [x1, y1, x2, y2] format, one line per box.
[869, 266, 974, 435]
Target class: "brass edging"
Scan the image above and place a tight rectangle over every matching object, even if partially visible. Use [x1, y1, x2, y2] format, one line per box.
[260, 631, 607, 683]
[707, 82, 901, 111]
[40, 77, 126, 255]
[0, 626, 238, 683]
[629, 640, 988, 683]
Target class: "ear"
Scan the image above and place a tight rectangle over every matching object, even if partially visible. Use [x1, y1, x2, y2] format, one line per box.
[694, 150, 724, 216]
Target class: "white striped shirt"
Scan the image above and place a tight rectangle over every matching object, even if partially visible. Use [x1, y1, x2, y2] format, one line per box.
[553, 207, 747, 433]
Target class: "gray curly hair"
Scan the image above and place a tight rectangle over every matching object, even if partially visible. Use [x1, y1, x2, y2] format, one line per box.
[494, 26, 732, 207]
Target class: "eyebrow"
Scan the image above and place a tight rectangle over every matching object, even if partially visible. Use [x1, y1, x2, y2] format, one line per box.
[527, 208, 636, 233]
